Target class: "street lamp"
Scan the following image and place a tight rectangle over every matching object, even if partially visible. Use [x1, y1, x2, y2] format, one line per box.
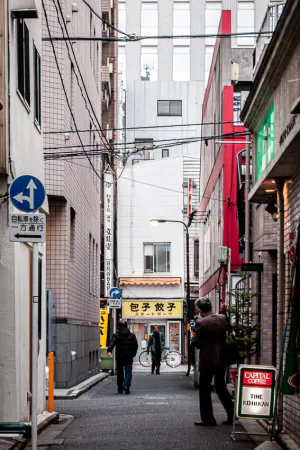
[150, 218, 191, 374]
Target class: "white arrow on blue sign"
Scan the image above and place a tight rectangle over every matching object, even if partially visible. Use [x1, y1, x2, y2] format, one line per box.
[9, 175, 45, 213]
[109, 287, 121, 299]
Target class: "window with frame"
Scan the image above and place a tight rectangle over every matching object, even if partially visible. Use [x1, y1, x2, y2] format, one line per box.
[17, 19, 30, 106]
[144, 243, 170, 273]
[173, 46, 190, 81]
[237, 1, 255, 46]
[162, 149, 169, 158]
[157, 100, 182, 116]
[194, 240, 199, 277]
[173, 2, 190, 46]
[141, 46, 158, 80]
[34, 46, 41, 126]
[141, 1, 158, 46]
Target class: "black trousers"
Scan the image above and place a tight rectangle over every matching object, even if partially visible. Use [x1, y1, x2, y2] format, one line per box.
[199, 364, 234, 422]
[151, 352, 161, 373]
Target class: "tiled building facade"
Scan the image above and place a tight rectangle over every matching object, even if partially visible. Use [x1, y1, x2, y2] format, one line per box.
[43, 0, 103, 388]
[241, 0, 300, 444]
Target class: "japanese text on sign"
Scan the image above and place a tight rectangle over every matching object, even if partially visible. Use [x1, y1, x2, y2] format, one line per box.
[104, 170, 114, 297]
[122, 300, 183, 319]
[99, 309, 108, 347]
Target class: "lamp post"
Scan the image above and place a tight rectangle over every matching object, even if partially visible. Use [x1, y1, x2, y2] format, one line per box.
[150, 219, 191, 372]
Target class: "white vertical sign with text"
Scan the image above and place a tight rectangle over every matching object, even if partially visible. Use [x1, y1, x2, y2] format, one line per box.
[104, 169, 114, 297]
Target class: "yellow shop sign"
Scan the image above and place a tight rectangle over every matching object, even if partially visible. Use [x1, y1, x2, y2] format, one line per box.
[100, 309, 108, 347]
[122, 300, 183, 319]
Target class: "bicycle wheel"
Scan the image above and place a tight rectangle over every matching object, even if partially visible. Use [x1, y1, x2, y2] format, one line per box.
[166, 351, 182, 368]
[139, 351, 152, 367]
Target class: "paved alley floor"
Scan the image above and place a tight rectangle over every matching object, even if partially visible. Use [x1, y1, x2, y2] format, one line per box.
[49, 371, 256, 450]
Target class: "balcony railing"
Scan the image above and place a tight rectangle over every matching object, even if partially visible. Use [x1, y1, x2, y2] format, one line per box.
[253, 2, 285, 74]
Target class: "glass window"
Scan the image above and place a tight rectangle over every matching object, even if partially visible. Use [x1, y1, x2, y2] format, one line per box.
[34, 46, 41, 127]
[237, 1, 254, 46]
[118, 2, 126, 35]
[173, 46, 190, 81]
[141, 2, 158, 46]
[157, 100, 182, 116]
[205, 45, 214, 85]
[118, 46, 126, 75]
[141, 46, 158, 80]
[17, 19, 30, 106]
[144, 243, 170, 273]
[205, 2, 222, 45]
[173, 2, 190, 46]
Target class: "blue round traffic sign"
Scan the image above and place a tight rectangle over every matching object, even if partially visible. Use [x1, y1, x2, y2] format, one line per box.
[9, 175, 45, 213]
[109, 287, 121, 299]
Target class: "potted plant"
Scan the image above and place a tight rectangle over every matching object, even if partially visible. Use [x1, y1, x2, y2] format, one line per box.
[227, 289, 260, 385]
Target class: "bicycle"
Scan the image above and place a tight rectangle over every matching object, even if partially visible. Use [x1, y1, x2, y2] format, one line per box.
[139, 347, 182, 369]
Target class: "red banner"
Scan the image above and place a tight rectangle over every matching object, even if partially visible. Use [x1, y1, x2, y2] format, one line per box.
[243, 370, 273, 387]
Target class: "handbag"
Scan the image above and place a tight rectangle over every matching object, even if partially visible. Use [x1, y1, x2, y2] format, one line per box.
[223, 334, 240, 365]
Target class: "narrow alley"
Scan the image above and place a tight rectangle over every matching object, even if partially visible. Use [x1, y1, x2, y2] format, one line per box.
[47, 371, 255, 450]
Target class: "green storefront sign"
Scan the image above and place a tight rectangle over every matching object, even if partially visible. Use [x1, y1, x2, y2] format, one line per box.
[256, 103, 275, 181]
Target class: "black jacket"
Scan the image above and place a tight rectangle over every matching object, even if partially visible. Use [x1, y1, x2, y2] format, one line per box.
[108, 328, 138, 363]
[147, 332, 164, 355]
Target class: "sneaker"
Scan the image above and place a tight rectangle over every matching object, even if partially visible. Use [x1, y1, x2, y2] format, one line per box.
[124, 388, 130, 395]
[118, 388, 124, 394]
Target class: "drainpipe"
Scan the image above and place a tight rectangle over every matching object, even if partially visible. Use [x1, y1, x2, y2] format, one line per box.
[276, 179, 285, 433]
[245, 142, 251, 263]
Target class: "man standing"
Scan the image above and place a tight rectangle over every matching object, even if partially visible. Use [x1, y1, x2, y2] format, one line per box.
[192, 298, 234, 426]
[108, 319, 138, 394]
[147, 326, 164, 374]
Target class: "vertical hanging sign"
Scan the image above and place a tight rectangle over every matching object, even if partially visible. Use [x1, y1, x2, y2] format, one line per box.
[104, 168, 114, 297]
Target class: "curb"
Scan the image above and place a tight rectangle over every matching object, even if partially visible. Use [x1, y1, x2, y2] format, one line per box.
[53, 372, 110, 400]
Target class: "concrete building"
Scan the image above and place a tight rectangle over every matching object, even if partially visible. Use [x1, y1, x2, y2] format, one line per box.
[241, 0, 300, 445]
[0, 0, 46, 421]
[43, 0, 104, 388]
[117, 155, 199, 358]
[198, 10, 254, 311]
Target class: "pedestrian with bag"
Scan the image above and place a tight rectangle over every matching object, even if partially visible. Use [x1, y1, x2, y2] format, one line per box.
[147, 326, 164, 374]
[107, 319, 138, 394]
[192, 298, 234, 426]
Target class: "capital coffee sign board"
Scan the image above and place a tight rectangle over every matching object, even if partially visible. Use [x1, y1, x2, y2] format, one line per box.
[236, 365, 276, 420]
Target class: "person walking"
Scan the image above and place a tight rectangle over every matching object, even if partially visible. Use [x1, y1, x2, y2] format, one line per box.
[192, 298, 234, 426]
[147, 326, 164, 374]
[107, 319, 138, 394]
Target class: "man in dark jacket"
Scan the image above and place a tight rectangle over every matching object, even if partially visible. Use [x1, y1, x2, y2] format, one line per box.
[108, 319, 138, 394]
[192, 298, 234, 426]
[147, 326, 164, 374]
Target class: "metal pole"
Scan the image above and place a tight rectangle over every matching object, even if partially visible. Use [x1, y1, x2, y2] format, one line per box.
[113, 309, 117, 375]
[185, 226, 191, 375]
[31, 243, 39, 450]
[245, 142, 251, 263]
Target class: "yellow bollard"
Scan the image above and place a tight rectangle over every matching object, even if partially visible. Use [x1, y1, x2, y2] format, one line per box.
[48, 352, 54, 413]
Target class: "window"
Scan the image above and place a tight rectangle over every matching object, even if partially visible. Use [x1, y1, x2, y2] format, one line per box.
[70, 207, 76, 262]
[237, 1, 255, 46]
[205, 2, 222, 45]
[173, 2, 190, 46]
[34, 46, 41, 126]
[157, 100, 182, 116]
[141, 2, 158, 45]
[141, 46, 158, 80]
[173, 46, 190, 81]
[17, 19, 30, 106]
[144, 243, 170, 273]
[162, 149, 169, 158]
[118, 1, 126, 36]
[194, 240, 199, 277]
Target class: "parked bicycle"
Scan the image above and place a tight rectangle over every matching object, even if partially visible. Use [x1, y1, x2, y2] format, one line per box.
[139, 347, 182, 369]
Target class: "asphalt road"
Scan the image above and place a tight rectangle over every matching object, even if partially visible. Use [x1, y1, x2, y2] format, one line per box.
[50, 371, 255, 450]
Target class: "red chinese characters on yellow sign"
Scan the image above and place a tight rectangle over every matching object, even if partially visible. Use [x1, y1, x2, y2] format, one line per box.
[122, 300, 183, 319]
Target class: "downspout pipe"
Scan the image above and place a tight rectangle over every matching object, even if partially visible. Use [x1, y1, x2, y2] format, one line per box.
[276, 178, 285, 434]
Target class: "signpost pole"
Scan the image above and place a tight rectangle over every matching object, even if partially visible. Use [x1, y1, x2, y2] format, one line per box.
[31, 243, 39, 450]
[113, 308, 117, 375]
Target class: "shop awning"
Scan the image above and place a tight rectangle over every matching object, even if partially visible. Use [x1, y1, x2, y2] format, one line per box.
[119, 277, 181, 286]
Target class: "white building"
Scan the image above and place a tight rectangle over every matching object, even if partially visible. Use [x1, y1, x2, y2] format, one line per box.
[118, 156, 199, 357]
[0, 1, 46, 421]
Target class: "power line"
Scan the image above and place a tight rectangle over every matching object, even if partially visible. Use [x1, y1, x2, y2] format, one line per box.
[55, 0, 112, 152]
[43, 130, 250, 151]
[42, 0, 101, 180]
[43, 30, 273, 43]
[80, 0, 131, 38]
[44, 119, 243, 134]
